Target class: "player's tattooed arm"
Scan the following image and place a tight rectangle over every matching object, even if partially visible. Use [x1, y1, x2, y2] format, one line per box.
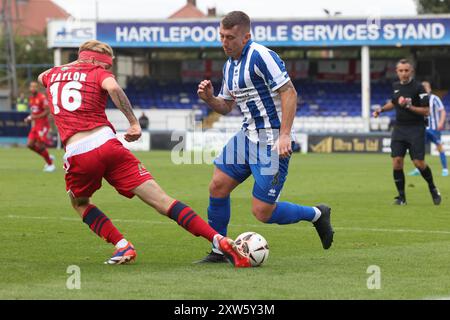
[112, 88, 138, 124]
[277, 80, 296, 93]
[102, 77, 138, 125]
[277, 80, 297, 158]
[103, 77, 141, 142]
[277, 80, 297, 135]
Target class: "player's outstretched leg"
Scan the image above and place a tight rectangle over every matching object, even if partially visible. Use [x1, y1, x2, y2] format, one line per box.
[71, 197, 136, 265]
[132, 180, 250, 267]
[259, 199, 334, 250]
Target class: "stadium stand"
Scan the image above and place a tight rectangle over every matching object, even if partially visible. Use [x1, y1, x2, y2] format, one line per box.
[122, 77, 210, 121]
[122, 77, 394, 133]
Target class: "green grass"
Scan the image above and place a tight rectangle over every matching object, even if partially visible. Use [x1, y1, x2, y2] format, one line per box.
[1, 148, 449, 299]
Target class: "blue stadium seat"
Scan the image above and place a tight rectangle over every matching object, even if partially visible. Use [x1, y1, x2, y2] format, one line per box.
[122, 78, 397, 119]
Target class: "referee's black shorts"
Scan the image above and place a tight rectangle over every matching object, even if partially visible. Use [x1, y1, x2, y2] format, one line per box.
[390, 125, 426, 160]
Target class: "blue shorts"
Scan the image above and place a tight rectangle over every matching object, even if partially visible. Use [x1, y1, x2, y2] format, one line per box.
[426, 129, 442, 145]
[213, 131, 291, 204]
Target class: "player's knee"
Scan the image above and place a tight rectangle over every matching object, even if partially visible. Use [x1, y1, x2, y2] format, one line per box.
[393, 158, 403, 170]
[209, 179, 230, 197]
[413, 161, 426, 170]
[251, 206, 272, 223]
[71, 197, 89, 210]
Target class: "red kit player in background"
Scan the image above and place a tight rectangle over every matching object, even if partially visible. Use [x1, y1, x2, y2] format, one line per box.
[37, 40, 250, 267]
[24, 81, 55, 172]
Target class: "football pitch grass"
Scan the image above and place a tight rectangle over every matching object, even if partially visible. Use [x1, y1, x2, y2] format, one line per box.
[1, 148, 449, 300]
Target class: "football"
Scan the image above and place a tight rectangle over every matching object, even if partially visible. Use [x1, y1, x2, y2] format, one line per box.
[234, 232, 269, 267]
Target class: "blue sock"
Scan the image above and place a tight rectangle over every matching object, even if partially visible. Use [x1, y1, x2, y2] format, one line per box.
[207, 196, 230, 236]
[440, 152, 447, 169]
[267, 202, 316, 224]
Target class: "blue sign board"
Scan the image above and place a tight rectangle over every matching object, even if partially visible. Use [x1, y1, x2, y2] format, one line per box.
[0, 112, 30, 137]
[96, 17, 450, 47]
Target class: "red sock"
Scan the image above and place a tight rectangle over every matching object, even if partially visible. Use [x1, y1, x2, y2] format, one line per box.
[31, 145, 52, 165]
[168, 200, 218, 242]
[38, 148, 52, 165]
[82, 205, 124, 246]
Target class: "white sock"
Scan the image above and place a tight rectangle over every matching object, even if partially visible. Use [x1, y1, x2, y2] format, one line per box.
[115, 239, 128, 249]
[212, 234, 223, 255]
[311, 207, 322, 223]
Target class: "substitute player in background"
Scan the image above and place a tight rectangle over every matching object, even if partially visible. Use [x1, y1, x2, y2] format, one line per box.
[408, 81, 448, 177]
[196, 11, 334, 263]
[37, 40, 250, 267]
[373, 59, 441, 205]
[24, 81, 55, 172]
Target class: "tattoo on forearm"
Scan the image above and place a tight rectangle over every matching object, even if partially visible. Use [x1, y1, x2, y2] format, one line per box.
[114, 89, 137, 123]
[278, 81, 294, 93]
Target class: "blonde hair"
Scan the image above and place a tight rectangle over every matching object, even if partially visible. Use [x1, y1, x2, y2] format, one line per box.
[78, 40, 114, 57]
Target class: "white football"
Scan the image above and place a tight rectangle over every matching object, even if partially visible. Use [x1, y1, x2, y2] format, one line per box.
[234, 232, 269, 267]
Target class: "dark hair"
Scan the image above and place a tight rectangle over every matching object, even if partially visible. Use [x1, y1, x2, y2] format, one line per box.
[396, 58, 414, 69]
[221, 11, 251, 32]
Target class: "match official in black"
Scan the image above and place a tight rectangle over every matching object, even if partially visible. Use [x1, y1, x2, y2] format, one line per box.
[373, 59, 441, 205]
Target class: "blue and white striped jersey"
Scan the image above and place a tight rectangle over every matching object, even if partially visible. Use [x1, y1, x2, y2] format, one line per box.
[428, 94, 445, 130]
[219, 40, 291, 144]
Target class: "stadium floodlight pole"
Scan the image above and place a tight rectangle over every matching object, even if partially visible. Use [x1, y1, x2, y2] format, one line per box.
[2, 0, 18, 106]
[95, 0, 99, 22]
[361, 45, 371, 132]
[53, 48, 62, 67]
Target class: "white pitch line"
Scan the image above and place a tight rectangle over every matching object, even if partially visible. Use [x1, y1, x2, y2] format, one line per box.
[423, 296, 450, 300]
[5, 214, 171, 225]
[336, 226, 450, 235]
[4, 214, 450, 235]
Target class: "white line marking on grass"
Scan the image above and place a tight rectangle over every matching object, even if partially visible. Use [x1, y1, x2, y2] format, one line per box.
[336, 227, 450, 235]
[423, 296, 450, 300]
[5, 215, 450, 235]
[6, 215, 69, 220]
[5, 215, 170, 225]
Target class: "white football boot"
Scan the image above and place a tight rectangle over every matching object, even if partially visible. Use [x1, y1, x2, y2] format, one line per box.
[43, 155, 56, 172]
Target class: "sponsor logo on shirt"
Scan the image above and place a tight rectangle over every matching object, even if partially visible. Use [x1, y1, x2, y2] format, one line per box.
[268, 188, 277, 197]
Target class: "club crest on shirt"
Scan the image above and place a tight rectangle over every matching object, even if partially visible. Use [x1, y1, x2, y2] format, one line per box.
[138, 163, 149, 176]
